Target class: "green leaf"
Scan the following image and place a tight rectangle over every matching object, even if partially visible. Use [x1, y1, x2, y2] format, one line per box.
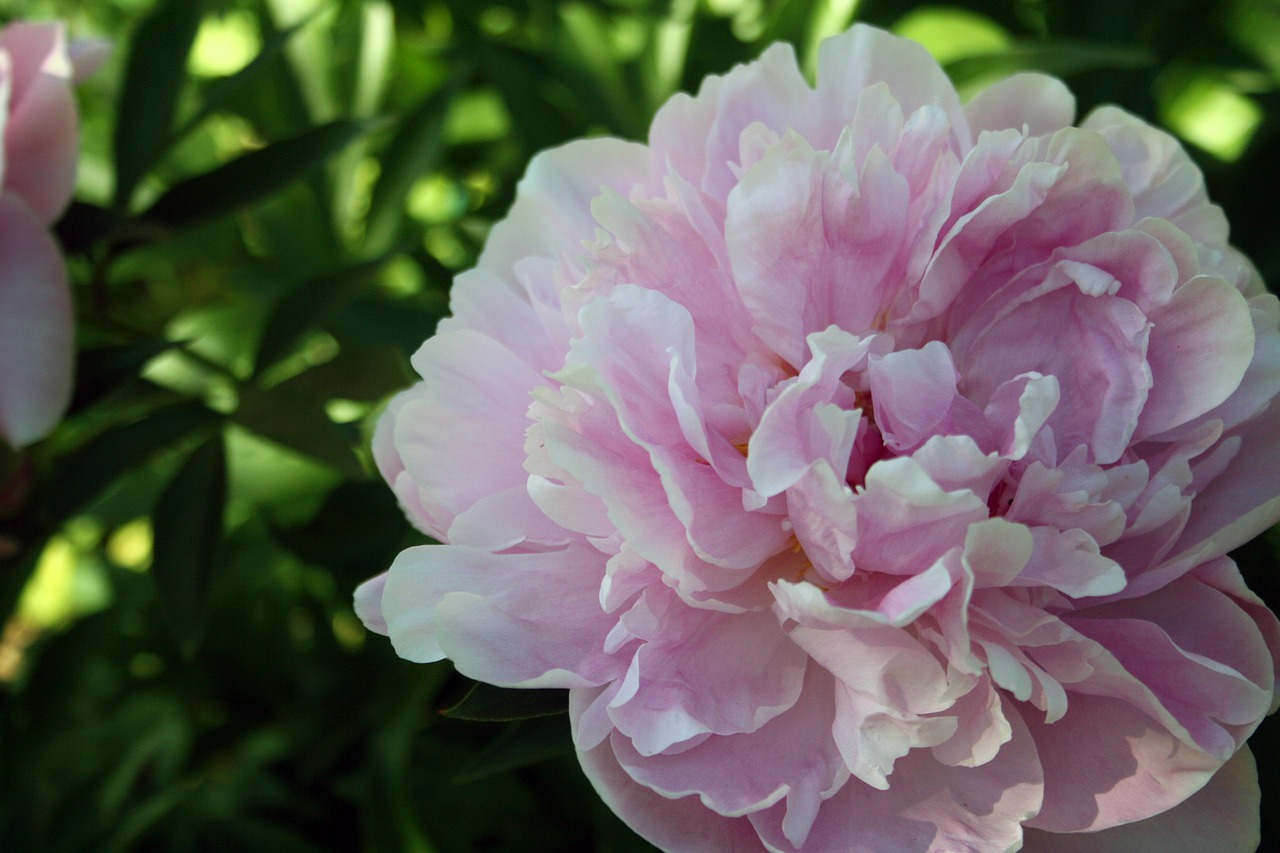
[69, 341, 181, 414]
[270, 479, 408, 572]
[440, 681, 569, 722]
[113, 0, 202, 210]
[453, 716, 573, 784]
[276, 344, 410, 403]
[232, 386, 366, 479]
[364, 75, 465, 256]
[943, 39, 1155, 84]
[45, 401, 222, 522]
[151, 434, 227, 659]
[54, 202, 129, 256]
[253, 257, 387, 378]
[176, 16, 316, 141]
[143, 119, 378, 229]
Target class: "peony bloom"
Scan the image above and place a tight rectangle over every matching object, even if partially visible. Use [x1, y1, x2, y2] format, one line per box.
[0, 22, 105, 449]
[357, 24, 1280, 852]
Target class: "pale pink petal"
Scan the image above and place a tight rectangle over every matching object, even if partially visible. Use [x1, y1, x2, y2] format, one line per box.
[1021, 746, 1260, 853]
[727, 137, 910, 368]
[749, 704, 1042, 853]
[1136, 275, 1254, 438]
[67, 38, 111, 83]
[0, 22, 78, 223]
[377, 543, 620, 688]
[572, 689, 765, 852]
[964, 73, 1075, 138]
[610, 665, 846, 848]
[607, 605, 807, 755]
[0, 193, 72, 447]
[1023, 693, 1223, 832]
[1082, 106, 1228, 244]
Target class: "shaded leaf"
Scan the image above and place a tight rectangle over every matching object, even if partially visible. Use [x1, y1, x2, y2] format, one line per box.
[453, 716, 574, 784]
[45, 401, 222, 522]
[232, 386, 365, 479]
[144, 119, 378, 229]
[441, 681, 569, 722]
[271, 479, 408, 573]
[364, 74, 466, 256]
[151, 434, 227, 659]
[54, 202, 128, 256]
[70, 341, 181, 414]
[113, 0, 202, 210]
[253, 258, 388, 378]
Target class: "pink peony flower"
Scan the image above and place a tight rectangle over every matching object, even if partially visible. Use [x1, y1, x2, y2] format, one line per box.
[357, 24, 1280, 852]
[0, 22, 103, 449]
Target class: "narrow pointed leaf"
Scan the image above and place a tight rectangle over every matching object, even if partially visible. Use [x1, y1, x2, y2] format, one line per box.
[113, 0, 201, 210]
[45, 401, 222, 522]
[452, 716, 574, 784]
[253, 257, 386, 378]
[364, 74, 465, 255]
[440, 681, 568, 722]
[176, 16, 316, 140]
[143, 119, 378, 229]
[151, 434, 227, 659]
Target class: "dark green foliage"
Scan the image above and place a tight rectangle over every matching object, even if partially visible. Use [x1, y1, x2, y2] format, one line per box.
[1, 0, 1278, 850]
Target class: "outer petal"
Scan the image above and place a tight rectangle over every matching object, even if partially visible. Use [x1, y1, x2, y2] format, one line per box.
[815, 25, 969, 153]
[0, 22, 78, 223]
[376, 543, 620, 688]
[964, 74, 1075, 138]
[1020, 746, 1260, 852]
[1023, 693, 1223, 832]
[571, 688, 765, 852]
[610, 664, 847, 849]
[0, 193, 72, 447]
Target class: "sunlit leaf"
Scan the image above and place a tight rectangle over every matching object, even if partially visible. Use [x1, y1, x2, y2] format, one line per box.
[441, 681, 569, 722]
[177, 15, 316, 140]
[276, 344, 410, 403]
[143, 119, 378, 229]
[113, 0, 202, 210]
[151, 433, 227, 658]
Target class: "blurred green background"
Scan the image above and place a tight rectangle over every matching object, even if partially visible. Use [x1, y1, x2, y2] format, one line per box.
[0, 0, 1278, 850]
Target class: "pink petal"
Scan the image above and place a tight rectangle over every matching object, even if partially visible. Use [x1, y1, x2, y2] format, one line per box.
[726, 135, 910, 368]
[749, 702, 1042, 853]
[0, 193, 72, 447]
[964, 73, 1075, 138]
[607, 605, 808, 755]
[0, 22, 78, 223]
[378, 543, 619, 687]
[1021, 746, 1259, 852]
[1023, 693, 1223, 832]
[610, 665, 846, 848]
[572, 689, 765, 852]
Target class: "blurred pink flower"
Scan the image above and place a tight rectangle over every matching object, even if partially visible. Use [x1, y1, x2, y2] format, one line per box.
[0, 22, 102, 449]
[357, 24, 1280, 852]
